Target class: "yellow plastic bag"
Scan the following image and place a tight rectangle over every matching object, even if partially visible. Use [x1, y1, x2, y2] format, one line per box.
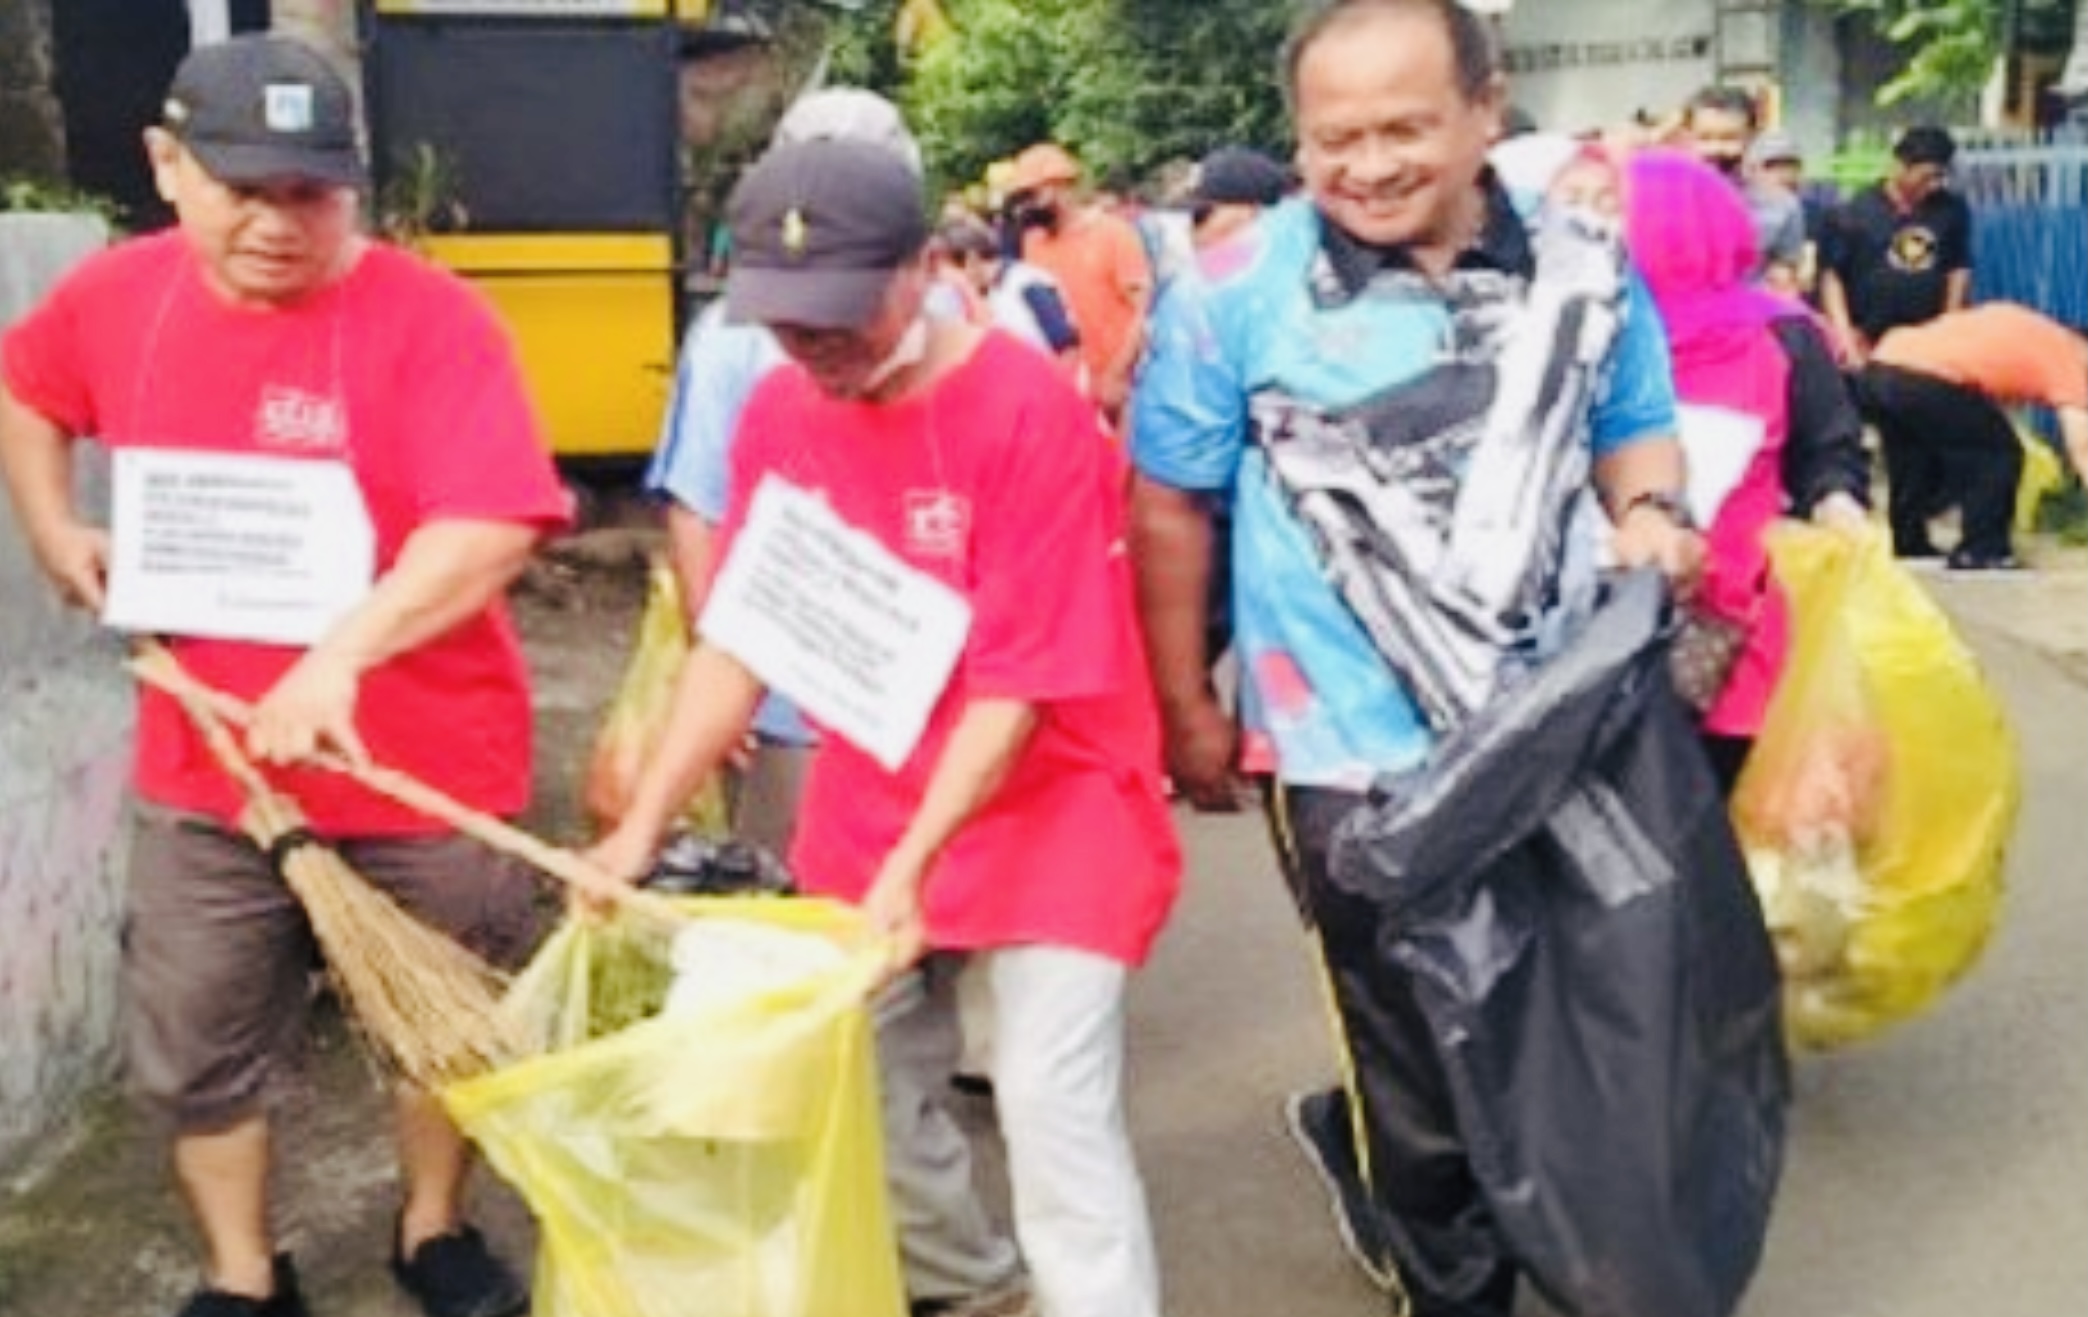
[444, 897, 904, 1317]
[584, 556, 727, 835]
[2015, 425, 2067, 535]
[1734, 524, 2021, 1049]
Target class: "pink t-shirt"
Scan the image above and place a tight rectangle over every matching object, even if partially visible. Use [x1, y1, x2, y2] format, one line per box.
[716, 332, 1181, 965]
[3, 231, 571, 835]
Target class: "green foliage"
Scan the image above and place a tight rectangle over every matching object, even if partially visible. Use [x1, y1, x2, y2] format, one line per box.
[0, 177, 123, 228]
[825, 0, 1298, 196]
[375, 142, 469, 246]
[1823, 0, 2075, 105]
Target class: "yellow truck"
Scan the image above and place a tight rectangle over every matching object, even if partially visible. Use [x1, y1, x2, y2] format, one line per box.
[364, 0, 718, 459]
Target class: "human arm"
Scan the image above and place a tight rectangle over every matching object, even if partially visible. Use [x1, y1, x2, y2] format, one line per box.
[1093, 221, 1156, 417]
[860, 699, 1040, 970]
[646, 303, 776, 625]
[1944, 268, 1973, 314]
[247, 520, 542, 766]
[1771, 318, 1871, 526]
[1126, 273, 1248, 807]
[1942, 198, 1974, 313]
[0, 386, 106, 610]
[664, 502, 718, 627]
[582, 641, 767, 888]
[1130, 475, 1239, 810]
[1817, 269, 1865, 365]
[1596, 440, 1706, 589]
[1592, 274, 1706, 589]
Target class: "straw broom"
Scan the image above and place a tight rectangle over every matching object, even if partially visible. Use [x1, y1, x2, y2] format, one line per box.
[129, 644, 689, 921]
[137, 649, 525, 1088]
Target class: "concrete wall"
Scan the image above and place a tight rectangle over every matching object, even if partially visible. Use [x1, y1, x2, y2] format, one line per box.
[1499, 0, 1719, 134]
[0, 213, 133, 1182]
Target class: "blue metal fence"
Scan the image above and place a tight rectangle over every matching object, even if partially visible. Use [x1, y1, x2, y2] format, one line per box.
[1953, 130, 2088, 328]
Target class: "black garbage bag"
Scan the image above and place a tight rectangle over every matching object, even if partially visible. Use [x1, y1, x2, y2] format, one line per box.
[1330, 571, 1789, 1317]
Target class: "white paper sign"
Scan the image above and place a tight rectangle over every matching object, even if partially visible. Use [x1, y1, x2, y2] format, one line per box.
[104, 449, 376, 647]
[701, 477, 973, 772]
[1675, 402, 1769, 529]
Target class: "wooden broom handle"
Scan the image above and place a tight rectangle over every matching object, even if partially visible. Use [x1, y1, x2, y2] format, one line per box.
[129, 641, 685, 922]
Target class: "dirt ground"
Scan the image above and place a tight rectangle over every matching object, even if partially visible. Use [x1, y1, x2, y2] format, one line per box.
[0, 520, 663, 1317]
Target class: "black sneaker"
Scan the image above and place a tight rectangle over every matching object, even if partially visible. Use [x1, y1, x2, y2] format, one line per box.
[174, 1255, 308, 1317]
[909, 1276, 1036, 1317]
[391, 1224, 528, 1317]
[1946, 548, 2025, 572]
[1284, 1087, 1402, 1293]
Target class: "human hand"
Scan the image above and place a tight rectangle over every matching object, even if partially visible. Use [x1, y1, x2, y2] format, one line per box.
[35, 520, 109, 613]
[1163, 696, 1245, 813]
[1611, 508, 1707, 601]
[576, 824, 656, 920]
[1811, 492, 1871, 538]
[1833, 325, 1870, 369]
[248, 650, 366, 767]
[860, 849, 930, 980]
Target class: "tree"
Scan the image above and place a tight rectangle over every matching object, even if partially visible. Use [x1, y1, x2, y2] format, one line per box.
[824, 0, 1298, 195]
[1829, 0, 2075, 106]
[0, 0, 68, 184]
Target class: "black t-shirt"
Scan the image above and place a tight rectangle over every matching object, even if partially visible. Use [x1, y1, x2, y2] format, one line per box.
[1823, 184, 1973, 341]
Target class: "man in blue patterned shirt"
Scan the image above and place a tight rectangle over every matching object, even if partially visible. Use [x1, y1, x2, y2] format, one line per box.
[1128, 3, 1703, 1314]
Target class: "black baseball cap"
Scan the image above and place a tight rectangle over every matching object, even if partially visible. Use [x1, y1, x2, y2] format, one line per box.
[163, 35, 364, 188]
[726, 138, 930, 331]
[1189, 147, 1291, 208]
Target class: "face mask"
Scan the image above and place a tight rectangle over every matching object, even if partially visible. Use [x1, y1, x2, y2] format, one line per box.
[860, 316, 930, 395]
[1016, 202, 1061, 234]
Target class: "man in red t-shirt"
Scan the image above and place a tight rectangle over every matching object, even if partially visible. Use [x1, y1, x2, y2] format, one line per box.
[0, 37, 567, 1317]
[588, 139, 1181, 1317]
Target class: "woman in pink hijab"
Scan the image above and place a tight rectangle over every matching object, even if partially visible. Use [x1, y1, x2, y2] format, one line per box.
[1624, 149, 1872, 791]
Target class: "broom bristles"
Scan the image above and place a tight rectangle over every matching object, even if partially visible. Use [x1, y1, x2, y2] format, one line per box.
[242, 788, 524, 1088]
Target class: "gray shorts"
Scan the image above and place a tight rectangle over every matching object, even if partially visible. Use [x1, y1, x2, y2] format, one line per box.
[123, 808, 545, 1133]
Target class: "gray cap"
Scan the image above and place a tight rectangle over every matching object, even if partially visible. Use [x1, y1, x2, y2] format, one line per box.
[163, 35, 363, 187]
[774, 88, 923, 178]
[727, 138, 929, 330]
[1751, 131, 1801, 166]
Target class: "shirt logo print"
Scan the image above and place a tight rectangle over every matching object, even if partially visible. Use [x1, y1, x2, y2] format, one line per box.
[255, 386, 347, 452]
[1889, 225, 1939, 274]
[903, 490, 970, 559]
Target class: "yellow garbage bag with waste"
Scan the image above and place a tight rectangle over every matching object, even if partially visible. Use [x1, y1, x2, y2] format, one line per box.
[2015, 424, 2067, 535]
[583, 556, 728, 835]
[444, 897, 905, 1317]
[1733, 524, 2020, 1049]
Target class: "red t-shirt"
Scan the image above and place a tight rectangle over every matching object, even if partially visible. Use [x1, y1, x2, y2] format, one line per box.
[2, 231, 571, 835]
[715, 332, 1181, 965]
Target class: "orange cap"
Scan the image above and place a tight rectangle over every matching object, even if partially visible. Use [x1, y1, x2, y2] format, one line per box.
[1010, 142, 1080, 193]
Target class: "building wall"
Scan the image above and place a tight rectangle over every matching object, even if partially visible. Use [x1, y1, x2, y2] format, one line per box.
[1498, 0, 1719, 134]
[0, 215, 133, 1181]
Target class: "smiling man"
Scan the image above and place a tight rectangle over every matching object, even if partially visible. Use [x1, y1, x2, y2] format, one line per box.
[1128, 2, 1699, 1314]
[0, 35, 567, 1317]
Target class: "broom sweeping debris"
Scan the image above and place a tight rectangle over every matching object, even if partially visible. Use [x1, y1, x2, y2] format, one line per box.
[134, 644, 524, 1087]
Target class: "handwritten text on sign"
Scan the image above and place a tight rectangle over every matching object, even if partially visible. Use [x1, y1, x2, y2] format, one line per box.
[701, 477, 972, 772]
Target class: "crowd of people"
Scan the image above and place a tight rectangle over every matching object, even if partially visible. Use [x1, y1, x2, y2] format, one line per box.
[2, 4, 2085, 1317]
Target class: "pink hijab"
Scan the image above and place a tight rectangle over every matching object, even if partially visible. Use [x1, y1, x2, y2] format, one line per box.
[1625, 149, 1798, 737]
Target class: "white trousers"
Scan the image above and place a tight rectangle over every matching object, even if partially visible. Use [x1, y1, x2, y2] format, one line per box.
[875, 946, 1162, 1317]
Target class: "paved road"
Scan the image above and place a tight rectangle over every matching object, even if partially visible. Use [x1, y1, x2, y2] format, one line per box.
[2, 573, 2081, 1317]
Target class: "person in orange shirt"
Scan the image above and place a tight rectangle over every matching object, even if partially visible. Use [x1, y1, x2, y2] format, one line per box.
[1857, 300, 2088, 569]
[1005, 142, 1154, 425]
